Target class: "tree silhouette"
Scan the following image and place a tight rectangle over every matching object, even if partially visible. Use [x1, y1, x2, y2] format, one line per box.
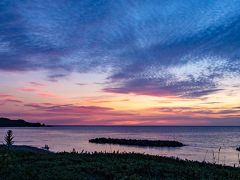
[4, 130, 14, 150]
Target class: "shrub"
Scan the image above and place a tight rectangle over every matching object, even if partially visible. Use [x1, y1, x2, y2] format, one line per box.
[4, 130, 14, 150]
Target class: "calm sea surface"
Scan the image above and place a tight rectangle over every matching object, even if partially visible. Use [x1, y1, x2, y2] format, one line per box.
[0, 126, 240, 166]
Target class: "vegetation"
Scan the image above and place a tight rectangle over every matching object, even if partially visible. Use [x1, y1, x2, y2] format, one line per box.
[42, 144, 50, 151]
[1, 146, 240, 180]
[89, 138, 184, 147]
[4, 130, 14, 150]
[1, 132, 239, 179]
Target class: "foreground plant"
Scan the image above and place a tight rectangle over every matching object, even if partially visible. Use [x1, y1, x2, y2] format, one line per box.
[0, 130, 15, 178]
[4, 130, 14, 150]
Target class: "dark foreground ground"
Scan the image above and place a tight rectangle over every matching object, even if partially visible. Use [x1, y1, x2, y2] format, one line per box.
[0, 146, 240, 180]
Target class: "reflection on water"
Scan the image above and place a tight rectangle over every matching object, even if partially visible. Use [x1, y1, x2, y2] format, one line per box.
[0, 126, 240, 166]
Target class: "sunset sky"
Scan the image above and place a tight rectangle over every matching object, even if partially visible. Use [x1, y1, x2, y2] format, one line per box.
[0, 0, 240, 125]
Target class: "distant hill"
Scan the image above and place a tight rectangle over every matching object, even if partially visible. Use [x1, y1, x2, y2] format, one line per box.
[0, 117, 46, 127]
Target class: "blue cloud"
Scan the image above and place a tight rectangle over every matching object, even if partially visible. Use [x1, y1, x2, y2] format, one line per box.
[1, 0, 240, 97]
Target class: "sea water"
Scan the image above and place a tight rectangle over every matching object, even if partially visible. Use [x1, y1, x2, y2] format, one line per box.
[0, 126, 240, 166]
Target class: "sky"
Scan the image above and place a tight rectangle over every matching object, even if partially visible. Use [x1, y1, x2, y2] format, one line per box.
[0, 0, 240, 125]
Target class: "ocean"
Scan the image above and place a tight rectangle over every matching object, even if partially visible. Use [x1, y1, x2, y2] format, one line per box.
[0, 126, 240, 166]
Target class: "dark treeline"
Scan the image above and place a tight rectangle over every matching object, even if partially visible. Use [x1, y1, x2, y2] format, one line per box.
[0, 117, 46, 127]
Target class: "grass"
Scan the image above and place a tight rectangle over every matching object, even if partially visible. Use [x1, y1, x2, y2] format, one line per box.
[89, 138, 184, 147]
[1, 146, 240, 180]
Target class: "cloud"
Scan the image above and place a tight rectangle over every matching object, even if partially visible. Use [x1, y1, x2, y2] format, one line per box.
[18, 88, 60, 98]
[3, 109, 239, 125]
[24, 103, 114, 113]
[0, 94, 22, 105]
[36, 93, 58, 98]
[1, 101, 240, 125]
[83, 98, 129, 104]
[1, 0, 240, 97]
[76, 83, 86, 86]
[103, 77, 223, 98]
[0, 94, 18, 99]
[151, 106, 240, 115]
[0, 99, 23, 106]
[30, 82, 47, 87]
[19, 88, 38, 92]
[47, 73, 69, 82]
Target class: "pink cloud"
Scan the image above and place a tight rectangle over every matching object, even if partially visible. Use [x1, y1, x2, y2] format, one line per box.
[37, 92, 59, 98]
[18, 88, 60, 99]
[0, 94, 18, 99]
[0, 99, 23, 105]
[19, 88, 38, 92]
[3, 101, 240, 125]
